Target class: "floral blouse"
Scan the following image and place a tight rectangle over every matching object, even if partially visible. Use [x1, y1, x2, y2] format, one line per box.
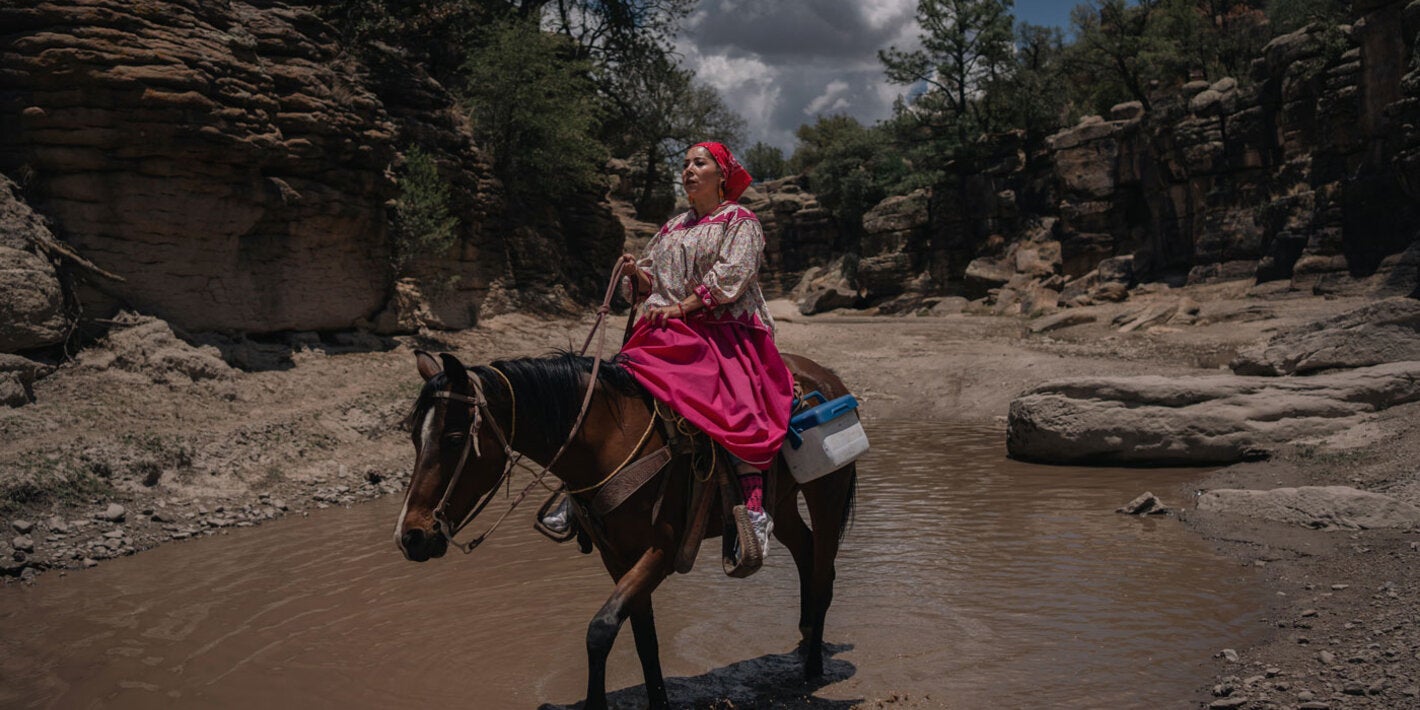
[627, 202, 774, 336]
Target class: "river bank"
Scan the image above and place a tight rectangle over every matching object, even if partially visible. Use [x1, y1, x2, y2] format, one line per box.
[1, 282, 1415, 708]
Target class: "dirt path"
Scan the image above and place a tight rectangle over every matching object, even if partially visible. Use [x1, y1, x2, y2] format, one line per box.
[1, 282, 1415, 707]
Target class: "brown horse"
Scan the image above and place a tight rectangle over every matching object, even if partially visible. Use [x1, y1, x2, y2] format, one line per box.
[394, 349, 858, 709]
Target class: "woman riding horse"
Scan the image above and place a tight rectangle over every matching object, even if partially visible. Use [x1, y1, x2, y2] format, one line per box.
[618, 141, 791, 574]
[543, 141, 789, 573]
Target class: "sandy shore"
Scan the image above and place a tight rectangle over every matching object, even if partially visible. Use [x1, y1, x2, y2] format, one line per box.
[1, 281, 1415, 707]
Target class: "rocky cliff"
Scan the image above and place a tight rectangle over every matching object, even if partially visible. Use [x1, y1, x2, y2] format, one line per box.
[0, 0, 623, 340]
[773, 1, 1420, 314]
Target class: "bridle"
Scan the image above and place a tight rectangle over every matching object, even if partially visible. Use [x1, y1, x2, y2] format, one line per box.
[425, 371, 528, 554]
[421, 256, 643, 553]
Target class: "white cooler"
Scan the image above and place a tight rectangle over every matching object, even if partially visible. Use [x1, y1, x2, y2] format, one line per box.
[782, 392, 869, 483]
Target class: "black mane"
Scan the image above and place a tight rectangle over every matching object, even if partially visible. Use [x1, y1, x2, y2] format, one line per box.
[409, 352, 644, 451]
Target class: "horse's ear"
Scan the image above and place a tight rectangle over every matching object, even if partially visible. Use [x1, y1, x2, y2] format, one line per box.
[415, 350, 441, 382]
[439, 353, 469, 388]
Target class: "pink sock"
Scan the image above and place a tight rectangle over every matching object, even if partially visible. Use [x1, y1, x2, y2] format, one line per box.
[739, 473, 764, 513]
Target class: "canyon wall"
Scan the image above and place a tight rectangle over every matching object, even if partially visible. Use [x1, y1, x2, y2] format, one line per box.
[0, 0, 621, 339]
[773, 1, 1420, 312]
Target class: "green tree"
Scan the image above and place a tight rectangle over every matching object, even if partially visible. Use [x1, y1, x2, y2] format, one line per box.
[316, 0, 512, 88]
[1266, 0, 1349, 35]
[392, 147, 459, 274]
[791, 115, 908, 230]
[880, 0, 1017, 149]
[986, 22, 1067, 149]
[1064, 0, 1173, 114]
[600, 50, 743, 217]
[463, 20, 606, 203]
[743, 142, 787, 182]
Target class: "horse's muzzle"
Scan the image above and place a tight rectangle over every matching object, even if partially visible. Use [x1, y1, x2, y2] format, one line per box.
[399, 527, 448, 562]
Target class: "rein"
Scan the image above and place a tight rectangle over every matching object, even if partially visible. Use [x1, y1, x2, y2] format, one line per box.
[429, 256, 646, 554]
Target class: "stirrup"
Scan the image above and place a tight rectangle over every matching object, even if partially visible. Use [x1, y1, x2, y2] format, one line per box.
[722, 505, 768, 578]
[533, 490, 577, 543]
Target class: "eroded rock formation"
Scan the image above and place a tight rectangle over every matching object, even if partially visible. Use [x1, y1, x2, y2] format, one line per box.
[0, 174, 68, 352]
[0, 0, 398, 332]
[1006, 361, 1420, 465]
[0, 0, 624, 338]
[760, 1, 1420, 314]
[1231, 297, 1420, 375]
[1197, 486, 1420, 531]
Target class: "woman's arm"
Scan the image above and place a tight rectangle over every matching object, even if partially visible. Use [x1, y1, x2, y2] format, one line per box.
[695, 215, 764, 310]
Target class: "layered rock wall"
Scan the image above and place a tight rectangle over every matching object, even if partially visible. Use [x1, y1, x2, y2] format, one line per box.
[0, 0, 399, 332]
[763, 1, 1420, 312]
[996, 2, 1420, 300]
[0, 0, 624, 337]
[741, 176, 843, 295]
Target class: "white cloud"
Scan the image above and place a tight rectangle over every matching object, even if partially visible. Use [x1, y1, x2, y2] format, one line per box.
[677, 0, 926, 153]
[804, 80, 852, 116]
[859, 0, 916, 30]
[682, 45, 784, 136]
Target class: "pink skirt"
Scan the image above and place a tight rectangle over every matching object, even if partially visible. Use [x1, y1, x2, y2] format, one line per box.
[619, 315, 793, 468]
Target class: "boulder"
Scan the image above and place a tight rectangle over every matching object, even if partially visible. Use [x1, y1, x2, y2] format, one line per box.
[1014, 241, 1062, 278]
[964, 257, 1014, 298]
[1366, 240, 1420, 297]
[1110, 101, 1145, 121]
[799, 287, 858, 315]
[0, 175, 69, 352]
[1197, 486, 1420, 530]
[1051, 119, 1123, 198]
[1006, 361, 1420, 465]
[0, 373, 27, 407]
[1091, 282, 1129, 302]
[1231, 297, 1420, 375]
[1118, 492, 1169, 515]
[1097, 256, 1135, 284]
[792, 258, 859, 315]
[0, 354, 52, 407]
[1019, 282, 1061, 317]
[1027, 311, 1098, 334]
[79, 314, 232, 383]
[1117, 303, 1176, 333]
[928, 296, 969, 316]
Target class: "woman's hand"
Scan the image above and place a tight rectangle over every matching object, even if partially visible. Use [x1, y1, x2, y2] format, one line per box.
[644, 301, 693, 327]
[617, 254, 639, 279]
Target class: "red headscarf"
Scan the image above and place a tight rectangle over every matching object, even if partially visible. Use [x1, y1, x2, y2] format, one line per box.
[693, 141, 753, 202]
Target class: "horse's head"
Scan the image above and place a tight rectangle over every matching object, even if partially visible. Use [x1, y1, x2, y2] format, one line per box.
[394, 351, 510, 562]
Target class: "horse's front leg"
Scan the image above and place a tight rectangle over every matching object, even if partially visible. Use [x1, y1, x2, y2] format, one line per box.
[584, 546, 670, 710]
[629, 598, 668, 708]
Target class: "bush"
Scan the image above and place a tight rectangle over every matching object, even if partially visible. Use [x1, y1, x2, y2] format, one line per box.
[391, 147, 458, 274]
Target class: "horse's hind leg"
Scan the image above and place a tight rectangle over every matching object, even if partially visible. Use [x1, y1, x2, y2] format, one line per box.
[800, 466, 853, 680]
[584, 547, 670, 710]
[771, 486, 816, 642]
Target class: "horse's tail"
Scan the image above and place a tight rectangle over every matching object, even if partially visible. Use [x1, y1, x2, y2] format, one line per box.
[837, 464, 857, 545]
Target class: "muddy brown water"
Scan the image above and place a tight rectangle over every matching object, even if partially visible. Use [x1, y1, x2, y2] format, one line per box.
[0, 423, 1268, 708]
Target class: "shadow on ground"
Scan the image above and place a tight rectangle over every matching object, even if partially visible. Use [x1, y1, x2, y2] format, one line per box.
[193, 330, 398, 371]
[539, 643, 858, 709]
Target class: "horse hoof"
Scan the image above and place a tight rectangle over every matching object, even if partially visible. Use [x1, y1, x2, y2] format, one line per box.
[803, 659, 824, 680]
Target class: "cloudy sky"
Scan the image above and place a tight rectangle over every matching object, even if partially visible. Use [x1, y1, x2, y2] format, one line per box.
[676, 0, 1074, 154]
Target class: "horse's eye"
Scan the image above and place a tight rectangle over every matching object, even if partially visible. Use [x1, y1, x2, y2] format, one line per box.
[443, 433, 467, 446]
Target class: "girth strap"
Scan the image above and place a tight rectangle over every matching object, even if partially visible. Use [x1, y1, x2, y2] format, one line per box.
[589, 445, 672, 517]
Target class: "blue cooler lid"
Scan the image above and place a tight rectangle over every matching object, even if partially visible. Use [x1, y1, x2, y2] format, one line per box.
[785, 394, 860, 449]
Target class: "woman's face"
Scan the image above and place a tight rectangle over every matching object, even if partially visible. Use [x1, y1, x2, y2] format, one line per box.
[682, 146, 722, 203]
